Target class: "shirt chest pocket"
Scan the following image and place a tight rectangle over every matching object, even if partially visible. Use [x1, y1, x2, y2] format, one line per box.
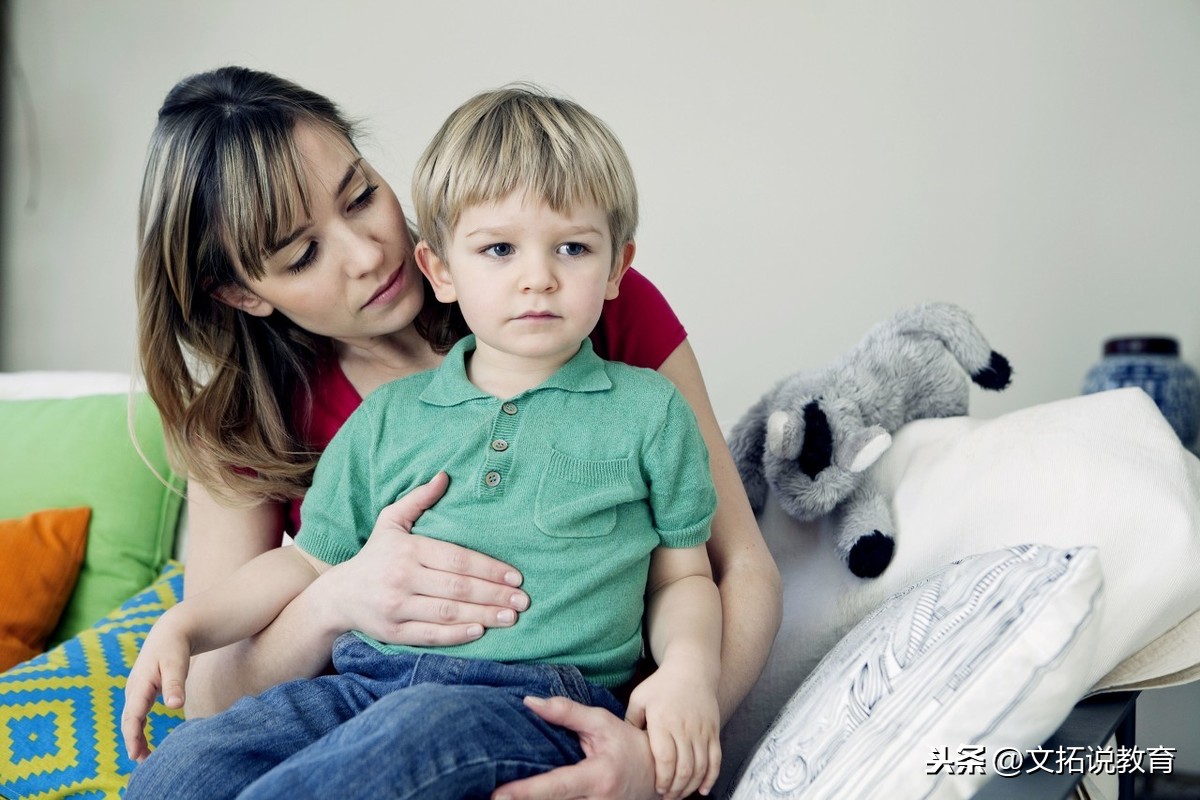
[534, 449, 641, 538]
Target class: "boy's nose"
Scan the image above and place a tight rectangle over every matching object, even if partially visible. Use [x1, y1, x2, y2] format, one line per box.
[519, 257, 558, 292]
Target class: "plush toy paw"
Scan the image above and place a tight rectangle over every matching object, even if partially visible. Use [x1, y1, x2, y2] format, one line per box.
[972, 351, 1013, 391]
[847, 531, 895, 579]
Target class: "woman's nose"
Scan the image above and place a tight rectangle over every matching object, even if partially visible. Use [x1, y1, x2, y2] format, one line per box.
[339, 225, 385, 279]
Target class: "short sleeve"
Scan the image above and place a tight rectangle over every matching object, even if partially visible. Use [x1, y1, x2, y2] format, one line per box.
[591, 267, 687, 369]
[293, 403, 379, 565]
[644, 390, 717, 548]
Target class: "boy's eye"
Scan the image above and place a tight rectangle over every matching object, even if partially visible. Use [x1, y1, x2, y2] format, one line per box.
[484, 243, 514, 258]
[558, 242, 589, 257]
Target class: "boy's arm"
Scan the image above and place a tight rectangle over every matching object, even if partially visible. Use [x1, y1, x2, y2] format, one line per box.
[626, 543, 723, 800]
[121, 546, 328, 761]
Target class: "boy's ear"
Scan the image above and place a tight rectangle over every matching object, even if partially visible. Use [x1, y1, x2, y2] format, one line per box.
[605, 241, 636, 300]
[414, 241, 457, 303]
[212, 283, 274, 317]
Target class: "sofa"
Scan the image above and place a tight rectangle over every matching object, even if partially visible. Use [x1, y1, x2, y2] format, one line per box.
[2, 370, 1199, 800]
[0, 371, 185, 799]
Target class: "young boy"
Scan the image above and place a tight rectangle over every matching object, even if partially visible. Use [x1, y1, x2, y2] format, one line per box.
[123, 85, 722, 800]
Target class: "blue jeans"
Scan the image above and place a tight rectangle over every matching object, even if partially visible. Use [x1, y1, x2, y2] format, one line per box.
[126, 634, 625, 800]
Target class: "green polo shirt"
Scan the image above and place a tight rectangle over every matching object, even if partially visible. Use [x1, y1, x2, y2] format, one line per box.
[295, 335, 716, 687]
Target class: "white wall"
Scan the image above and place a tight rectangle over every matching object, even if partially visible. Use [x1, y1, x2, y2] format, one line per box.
[4, 0, 1200, 768]
[5, 0, 1200, 428]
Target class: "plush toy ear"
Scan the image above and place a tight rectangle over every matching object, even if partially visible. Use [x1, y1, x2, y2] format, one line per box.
[839, 425, 892, 473]
[766, 410, 800, 460]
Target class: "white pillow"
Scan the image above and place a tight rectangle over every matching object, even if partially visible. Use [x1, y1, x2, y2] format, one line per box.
[0, 370, 136, 399]
[717, 388, 1200, 793]
[728, 544, 1104, 800]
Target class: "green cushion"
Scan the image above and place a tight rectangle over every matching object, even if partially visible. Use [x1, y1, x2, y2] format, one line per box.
[0, 561, 186, 797]
[0, 393, 185, 642]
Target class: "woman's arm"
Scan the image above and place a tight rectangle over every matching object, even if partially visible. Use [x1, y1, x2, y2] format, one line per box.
[658, 340, 783, 721]
[595, 272, 782, 711]
[181, 479, 343, 717]
[494, 339, 782, 800]
[182, 473, 530, 718]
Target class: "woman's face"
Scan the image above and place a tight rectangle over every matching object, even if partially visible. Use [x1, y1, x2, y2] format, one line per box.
[219, 122, 426, 346]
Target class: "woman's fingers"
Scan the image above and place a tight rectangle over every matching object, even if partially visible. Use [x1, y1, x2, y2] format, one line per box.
[343, 472, 530, 643]
[382, 620, 487, 647]
[375, 539, 530, 621]
[367, 472, 526, 606]
[374, 471, 450, 529]
[383, 592, 520, 630]
[522, 694, 607, 734]
[491, 760, 592, 800]
[406, 535, 525, 595]
[493, 697, 657, 800]
[358, 525, 525, 606]
[342, 539, 528, 645]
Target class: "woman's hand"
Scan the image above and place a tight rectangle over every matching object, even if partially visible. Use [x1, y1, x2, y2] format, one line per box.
[492, 696, 658, 800]
[317, 472, 531, 646]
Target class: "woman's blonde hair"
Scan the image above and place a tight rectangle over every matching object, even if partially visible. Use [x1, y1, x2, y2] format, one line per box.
[136, 66, 449, 505]
[411, 83, 638, 263]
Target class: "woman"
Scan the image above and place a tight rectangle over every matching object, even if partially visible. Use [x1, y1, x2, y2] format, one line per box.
[136, 65, 780, 800]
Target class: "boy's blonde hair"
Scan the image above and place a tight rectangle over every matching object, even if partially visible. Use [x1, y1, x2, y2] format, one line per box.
[412, 83, 638, 264]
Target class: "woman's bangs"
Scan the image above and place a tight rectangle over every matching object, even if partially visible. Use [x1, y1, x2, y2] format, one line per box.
[218, 127, 312, 281]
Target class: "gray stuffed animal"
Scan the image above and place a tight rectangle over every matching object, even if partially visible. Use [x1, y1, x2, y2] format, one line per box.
[728, 302, 1012, 578]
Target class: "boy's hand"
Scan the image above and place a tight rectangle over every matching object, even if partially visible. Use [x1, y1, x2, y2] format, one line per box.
[121, 610, 193, 763]
[625, 662, 721, 799]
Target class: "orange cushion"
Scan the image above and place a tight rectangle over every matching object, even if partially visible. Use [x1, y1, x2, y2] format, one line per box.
[0, 506, 90, 671]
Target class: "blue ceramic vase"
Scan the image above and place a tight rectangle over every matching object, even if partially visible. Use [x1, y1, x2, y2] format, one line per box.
[1082, 336, 1200, 448]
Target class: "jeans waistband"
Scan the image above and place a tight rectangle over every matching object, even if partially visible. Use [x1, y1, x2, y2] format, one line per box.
[331, 632, 623, 717]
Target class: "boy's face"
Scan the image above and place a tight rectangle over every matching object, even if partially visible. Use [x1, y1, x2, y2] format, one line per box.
[418, 191, 633, 366]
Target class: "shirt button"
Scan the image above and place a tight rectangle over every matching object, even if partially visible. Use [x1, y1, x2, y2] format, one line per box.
[484, 471, 502, 487]
[501, 402, 518, 415]
[491, 439, 509, 452]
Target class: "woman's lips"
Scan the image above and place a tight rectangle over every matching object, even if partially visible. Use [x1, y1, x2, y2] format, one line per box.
[363, 266, 404, 308]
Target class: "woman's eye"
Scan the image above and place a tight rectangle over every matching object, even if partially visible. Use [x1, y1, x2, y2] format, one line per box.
[288, 242, 318, 274]
[484, 243, 514, 258]
[349, 184, 378, 211]
[558, 242, 589, 257]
